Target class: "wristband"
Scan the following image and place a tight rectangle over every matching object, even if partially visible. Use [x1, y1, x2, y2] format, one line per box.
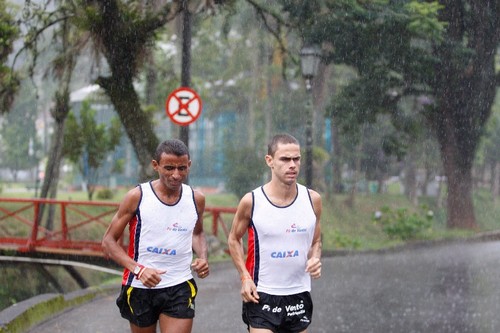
[133, 264, 145, 279]
[136, 266, 146, 280]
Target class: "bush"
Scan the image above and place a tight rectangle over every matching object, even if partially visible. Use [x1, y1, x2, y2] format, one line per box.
[96, 188, 114, 200]
[331, 230, 362, 250]
[372, 205, 433, 241]
[223, 146, 265, 199]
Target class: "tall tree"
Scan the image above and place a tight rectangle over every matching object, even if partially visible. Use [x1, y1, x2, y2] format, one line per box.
[280, 0, 499, 229]
[428, 1, 499, 228]
[0, 0, 20, 113]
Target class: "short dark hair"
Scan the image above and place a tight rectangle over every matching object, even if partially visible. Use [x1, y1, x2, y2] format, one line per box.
[154, 139, 190, 162]
[267, 133, 300, 156]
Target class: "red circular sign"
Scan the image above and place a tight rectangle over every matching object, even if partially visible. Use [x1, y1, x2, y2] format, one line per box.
[165, 87, 202, 126]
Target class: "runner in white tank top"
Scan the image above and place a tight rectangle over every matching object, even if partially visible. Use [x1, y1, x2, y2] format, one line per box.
[102, 139, 209, 333]
[124, 182, 199, 289]
[247, 184, 316, 295]
[228, 133, 322, 333]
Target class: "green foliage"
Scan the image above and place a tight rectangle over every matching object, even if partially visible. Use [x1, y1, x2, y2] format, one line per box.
[373, 205, 433, 241]
[111, 158, 125, 174]
[0, 0, 20, 114]
[0, 83, 41, 180]
[405, 1, 446, 41]
[223, 145, 265, 199]
[63, 100, 122, 169]
[96, 187, 114, 200]
[476, 98, 500, 167]
[330, 230, 362, 250]
[63, 100, 122, 199]
[472, 189, 500, 231]
[310, 0, 444, 161]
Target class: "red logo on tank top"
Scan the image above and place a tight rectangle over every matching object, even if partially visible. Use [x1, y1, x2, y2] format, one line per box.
[286, 224, 307, 233]
[167, 222, 188, 232]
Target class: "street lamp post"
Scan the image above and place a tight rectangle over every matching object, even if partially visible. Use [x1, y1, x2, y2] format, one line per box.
[300, 44, 321, 188]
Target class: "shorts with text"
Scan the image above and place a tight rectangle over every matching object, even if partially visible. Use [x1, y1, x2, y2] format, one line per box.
[242, 291, 313, 333]
[116, 279, 197, 327]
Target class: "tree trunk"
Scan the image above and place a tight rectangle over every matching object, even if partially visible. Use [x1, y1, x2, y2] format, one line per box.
[331, 116, 342, 194]
[313, 62, 329, 148]
[344, 141, 362, 208]
[39, 90, 69, 230]
[430, 0, 499, 229]
[39, 18, 75, 230]
[436, 178, 445, 209]
[435, 100, 479, 229]
[40, 106, 66, 202]
[247, 30, 259, 147]
[422, 166, 434, 197]
[442, 149, 476, 229]
[404, 156, 418, 206]
[179, 0, 192, 148]
[89, 1, 173, 180]
[97, 77, 158, 181]
[377, 176, 384, 194]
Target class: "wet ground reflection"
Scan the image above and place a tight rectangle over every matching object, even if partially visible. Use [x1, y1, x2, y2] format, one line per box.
[314, 241, 500, 333]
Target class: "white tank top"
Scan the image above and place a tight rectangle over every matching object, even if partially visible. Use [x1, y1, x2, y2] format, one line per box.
[246, 184, 316, 295]
[122, 182, 198, 288]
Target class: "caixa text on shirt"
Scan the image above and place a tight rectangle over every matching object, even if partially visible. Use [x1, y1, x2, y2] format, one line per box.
[147, 246, 177, 255]
[270, 250, 299, 258]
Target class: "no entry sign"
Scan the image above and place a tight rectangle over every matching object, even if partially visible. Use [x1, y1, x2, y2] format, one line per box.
[165, 87, 202, 126]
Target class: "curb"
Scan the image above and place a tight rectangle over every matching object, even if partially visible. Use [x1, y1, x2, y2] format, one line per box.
[0, 284, 118, 333]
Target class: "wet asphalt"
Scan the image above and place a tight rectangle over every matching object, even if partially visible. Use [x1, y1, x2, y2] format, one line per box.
[28, 239, 500, 333]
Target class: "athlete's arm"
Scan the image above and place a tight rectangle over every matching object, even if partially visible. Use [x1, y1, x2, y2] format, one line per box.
[228, 192, 259, 303]
[102, 186, 141, 272]
[102, 186, 164, 288]
[191, 189, 209, 278]
[306, 189, 322, 279]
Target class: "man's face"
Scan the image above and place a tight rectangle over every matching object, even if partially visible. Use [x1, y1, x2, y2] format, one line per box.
[152, 152, 191, 190]
[266, 143, 301, 185]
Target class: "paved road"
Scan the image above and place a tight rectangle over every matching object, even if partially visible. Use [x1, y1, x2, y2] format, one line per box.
[29, 240, 500, 333]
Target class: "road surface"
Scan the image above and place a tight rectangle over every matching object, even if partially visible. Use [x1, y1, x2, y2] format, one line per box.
[28, 240, 500, 332]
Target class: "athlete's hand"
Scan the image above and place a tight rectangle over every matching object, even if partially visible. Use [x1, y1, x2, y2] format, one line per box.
[241, 277, 259, 303]
[139, 267, 166, 288]
[192, 258, 209, 279]
[306, 257, 322, 279]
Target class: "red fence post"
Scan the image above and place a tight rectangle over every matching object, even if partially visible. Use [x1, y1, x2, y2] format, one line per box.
[61, 202, 68, 241]
[212, 211, 220, 237]
[28, 201, 40, 250]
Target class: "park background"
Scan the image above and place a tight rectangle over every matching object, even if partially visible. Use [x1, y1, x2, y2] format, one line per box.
[1, 0, 500, 313]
